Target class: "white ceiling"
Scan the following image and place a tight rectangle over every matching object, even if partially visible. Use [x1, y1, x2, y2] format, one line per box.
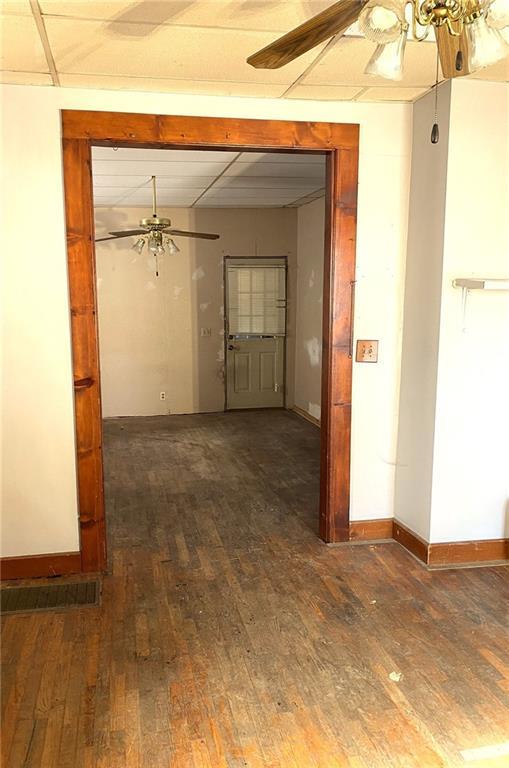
[1, 1, 508, 103]
[92, 146, 326, 207]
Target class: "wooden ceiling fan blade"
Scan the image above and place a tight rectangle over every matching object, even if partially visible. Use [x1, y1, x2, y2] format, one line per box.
[435, 26, 472, 78]
[164, 228, 220, 240]
[108, 229, 147, 237]
[247, 0, 367, 69]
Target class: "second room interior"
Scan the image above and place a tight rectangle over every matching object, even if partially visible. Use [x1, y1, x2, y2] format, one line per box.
[93, 147, 326, 540]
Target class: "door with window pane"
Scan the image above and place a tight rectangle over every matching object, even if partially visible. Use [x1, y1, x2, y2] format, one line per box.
[225, 258, 286, 410]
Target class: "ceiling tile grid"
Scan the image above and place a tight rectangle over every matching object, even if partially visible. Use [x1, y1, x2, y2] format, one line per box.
[1, 0, 507, 100]
[92, 146, 326, 208]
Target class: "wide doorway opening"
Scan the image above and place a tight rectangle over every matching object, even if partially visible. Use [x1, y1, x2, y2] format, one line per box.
[92, 146, 326, 549]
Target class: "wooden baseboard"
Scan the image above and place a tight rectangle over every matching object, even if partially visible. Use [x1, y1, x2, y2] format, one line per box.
[392, 520, 430, 564]
[0, 552, 82, 580]
[349, 518, 393, 541]
[428, 538, 509, 567]
[290, 405, 320, 428]
[392, 520, 509, 567]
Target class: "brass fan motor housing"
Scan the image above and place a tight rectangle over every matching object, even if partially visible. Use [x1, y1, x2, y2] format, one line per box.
[420, 0, 464, 26]
[140, 216, 171, 230]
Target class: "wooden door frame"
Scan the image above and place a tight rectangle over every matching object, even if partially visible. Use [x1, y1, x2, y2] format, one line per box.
[62, 110, 359, 573]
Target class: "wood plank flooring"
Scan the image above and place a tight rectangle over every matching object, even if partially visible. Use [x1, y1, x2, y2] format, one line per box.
[2, 410, 509, 767]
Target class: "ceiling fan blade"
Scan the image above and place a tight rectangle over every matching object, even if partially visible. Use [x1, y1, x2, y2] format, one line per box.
[435, 26, 472, 78]
[247, 0, 367, 69]
[164, 228, 220, 240]
[95, 234, 134, 242]
[108, 229, 147, 237]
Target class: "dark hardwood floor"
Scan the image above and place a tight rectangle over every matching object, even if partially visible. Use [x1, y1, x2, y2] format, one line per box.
[2, 410, 508, 767]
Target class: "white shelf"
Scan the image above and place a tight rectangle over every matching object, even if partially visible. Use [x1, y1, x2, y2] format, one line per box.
[453, 278, 509, 291]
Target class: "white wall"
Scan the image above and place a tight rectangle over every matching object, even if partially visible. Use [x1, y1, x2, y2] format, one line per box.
[96, 206, 297, 417]
[430, 80, 509, 544]
[395, 80, 509, 545]
[0, 82, 411, 556]
[294, 198, 325, 422]
[394, 83, 451, 540]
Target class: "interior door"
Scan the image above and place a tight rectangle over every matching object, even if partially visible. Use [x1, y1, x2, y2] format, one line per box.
[225, 258, 286, 410]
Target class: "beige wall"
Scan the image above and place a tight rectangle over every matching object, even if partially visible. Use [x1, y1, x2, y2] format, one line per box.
[1, 82, 411, 557]
[96, 207, 297, 417]
[293, 198, 325, 421]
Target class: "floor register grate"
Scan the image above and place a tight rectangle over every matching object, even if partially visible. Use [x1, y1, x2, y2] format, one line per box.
[1, 580, 99, 614]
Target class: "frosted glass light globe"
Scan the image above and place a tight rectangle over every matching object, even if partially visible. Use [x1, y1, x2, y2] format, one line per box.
[487, 0, 509, 29]
[359, 0, 405, 42]
[466, 15, 509, 69]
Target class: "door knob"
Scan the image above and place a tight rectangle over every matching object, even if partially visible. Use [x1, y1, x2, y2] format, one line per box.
[228, 344, 239, 351]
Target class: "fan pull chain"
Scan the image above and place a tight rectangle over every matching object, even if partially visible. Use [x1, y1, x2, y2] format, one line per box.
[155, 251, 159, 278]
[431, 50, 440, 144]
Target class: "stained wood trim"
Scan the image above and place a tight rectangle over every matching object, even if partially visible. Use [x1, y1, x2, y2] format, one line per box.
[319, 146, 358, 543]
[349, 518, 393, 541]
[392, 520, 429, 564]
[60, 110, 360, 571]
[62, 111, 359, 150]
[0, 552, 81, 580]
[428, 538, 509, 566]
[291, 405, 320, 428]
[392, 520, 509, 567]
[63, 137, 107, 574]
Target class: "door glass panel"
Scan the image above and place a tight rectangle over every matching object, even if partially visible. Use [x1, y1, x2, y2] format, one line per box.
[227, 265, 286, 335]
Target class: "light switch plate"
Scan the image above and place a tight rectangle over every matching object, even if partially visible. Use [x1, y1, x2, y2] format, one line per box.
[356, 340, 379, 363]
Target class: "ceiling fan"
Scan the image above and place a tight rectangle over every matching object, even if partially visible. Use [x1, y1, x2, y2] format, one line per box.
[95, 175, 219, 273]
[246, 0, 509, 81]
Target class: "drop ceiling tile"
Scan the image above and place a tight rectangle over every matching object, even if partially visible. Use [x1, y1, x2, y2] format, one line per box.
[45, 18, 325, 84]
[213, 175, 324, 189]
[287, 189, 326, 206]
[196, 201, 285, 208]
[0, 69, 53, 85]
[358, 86, 428, 102]
[237, 151, 325, 164]
[92, 147, 238, 163]
[202, 189, 304, 200]
[225, 161, 325, 178]
[92, 160, 232, 177]
[0, 13, 49, 72]
[1, 1, 31, 14]
[93, 175, 216, 189]
[106, 193, 198, 207]
[286, 84, 365, 100]
[59, 72, 287, 97]
[40, 0, 330, 32]
[303, 36, 438, 88]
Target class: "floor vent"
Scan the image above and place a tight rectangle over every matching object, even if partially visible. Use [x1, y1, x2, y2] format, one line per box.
[1, 580, 99, 614]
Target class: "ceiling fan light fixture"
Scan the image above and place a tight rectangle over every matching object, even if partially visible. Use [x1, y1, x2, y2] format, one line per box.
[132, 237, 145, 255]
[166, 238, 180, 255]
[364, 27, 408, 79]
[465, 14, 509, 69]
[148, 238, 159, 254]
[359, 0, 405, 42]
